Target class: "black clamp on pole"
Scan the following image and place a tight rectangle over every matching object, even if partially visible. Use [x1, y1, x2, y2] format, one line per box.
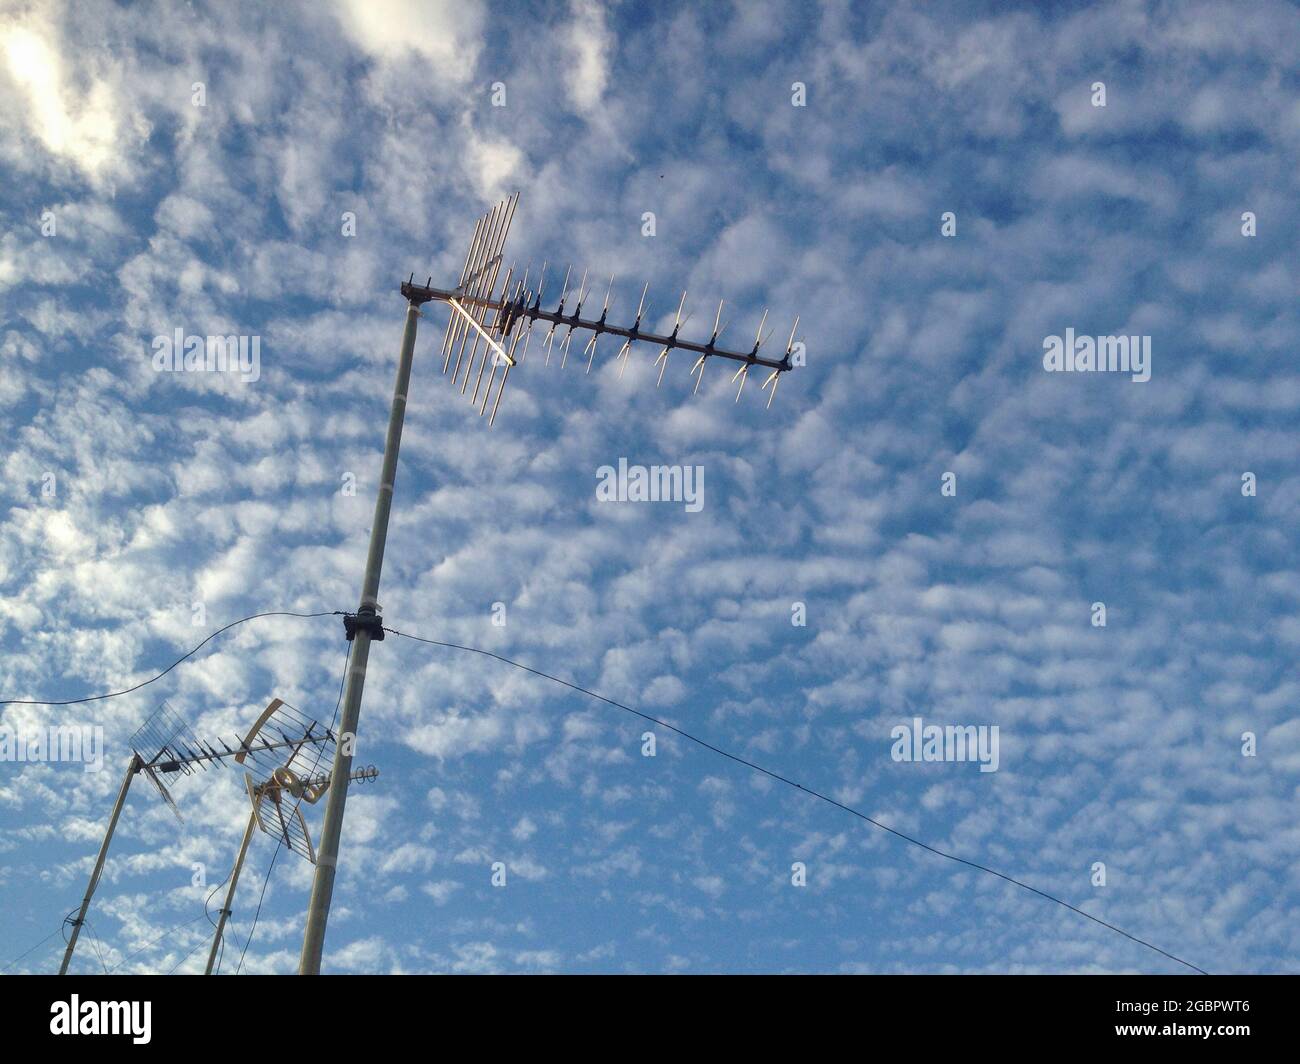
[342, 612, 386, 642]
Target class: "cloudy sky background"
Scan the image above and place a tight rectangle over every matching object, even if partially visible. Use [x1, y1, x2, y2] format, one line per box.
[1, 0, 1297, 974]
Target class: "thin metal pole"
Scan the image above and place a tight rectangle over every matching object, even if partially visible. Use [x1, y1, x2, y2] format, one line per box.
[299, 299, 421, 974]
[58, 753, 139, 975]
[205, 804, 257, 975]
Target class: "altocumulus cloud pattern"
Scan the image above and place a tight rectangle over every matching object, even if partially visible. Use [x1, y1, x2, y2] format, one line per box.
[0, 0, 1296, 975]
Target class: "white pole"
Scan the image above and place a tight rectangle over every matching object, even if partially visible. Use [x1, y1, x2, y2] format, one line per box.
[59, 754, 139, 975]
[205, 805, 257, 975]
[299, 300, 421, 974]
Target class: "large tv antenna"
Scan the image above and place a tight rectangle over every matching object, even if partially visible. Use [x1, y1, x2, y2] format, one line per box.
[396, 192, 800, 426]
[57, 698, 335, 976]
[299, 193, 802, 973]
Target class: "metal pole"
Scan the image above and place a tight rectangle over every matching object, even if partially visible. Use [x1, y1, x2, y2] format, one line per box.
[58, 753, 139, 975]
[299, 299, 421, 974]
[205, 804, 257, 975]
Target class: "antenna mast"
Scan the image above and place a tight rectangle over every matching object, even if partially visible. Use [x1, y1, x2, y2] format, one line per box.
[298, 193, 800, 973]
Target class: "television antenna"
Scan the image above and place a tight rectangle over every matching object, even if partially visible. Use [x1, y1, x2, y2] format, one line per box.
[299, 193, 801, 973]
[399, 192, 799, 425]
[56, 699, 335, 976]
[204, 698, 377, 975]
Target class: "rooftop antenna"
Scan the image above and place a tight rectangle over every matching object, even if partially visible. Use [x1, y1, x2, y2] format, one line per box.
[299, 193, 801, 974]
[203, 698, 378, 975]
[56, 699, 334, 976]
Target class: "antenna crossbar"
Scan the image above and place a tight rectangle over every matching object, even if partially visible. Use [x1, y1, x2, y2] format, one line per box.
[140, 731, 333, 773]
[400, 281, 791, 373]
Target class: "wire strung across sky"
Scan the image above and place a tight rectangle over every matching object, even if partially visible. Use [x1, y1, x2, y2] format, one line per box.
[109, 913, 209, 974]
[7, 882, 233, 976]
[80, 917, 111, 974]
[165, 936, 210, 975]
[380, 624, 1211, 977]
[1, 924, 64, 973]
[0, 607, 1209, 975]
[0, 610, 342, 707]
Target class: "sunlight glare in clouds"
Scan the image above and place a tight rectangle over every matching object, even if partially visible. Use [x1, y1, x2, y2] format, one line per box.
[1, 20, 119, 177]
[333, 0, 483, 82]
[563, 0, 612, 113]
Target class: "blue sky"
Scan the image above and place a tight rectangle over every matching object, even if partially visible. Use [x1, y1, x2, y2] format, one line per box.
[1, 0, 1297, 974]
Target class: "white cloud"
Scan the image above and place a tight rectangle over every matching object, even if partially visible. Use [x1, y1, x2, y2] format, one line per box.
[420, 879, 461, 905]
[332, 0, 484, 83]
[0, 6, 147, 181]
[563, 0, 612, 113]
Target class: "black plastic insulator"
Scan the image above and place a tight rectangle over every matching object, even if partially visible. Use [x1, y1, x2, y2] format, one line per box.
[343, 613, 386, 642]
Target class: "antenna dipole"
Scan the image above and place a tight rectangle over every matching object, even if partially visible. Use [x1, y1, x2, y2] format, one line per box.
[298, 193, 800, 974]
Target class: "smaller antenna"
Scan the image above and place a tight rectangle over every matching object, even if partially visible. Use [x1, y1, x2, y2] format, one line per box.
[204, 697, 380, 975]
[232, 697, 380, 862]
